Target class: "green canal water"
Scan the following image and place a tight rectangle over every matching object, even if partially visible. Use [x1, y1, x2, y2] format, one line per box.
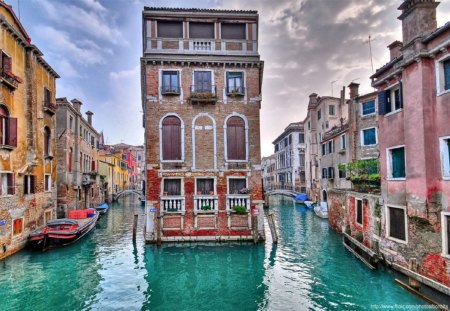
[0, 195, 427, 311]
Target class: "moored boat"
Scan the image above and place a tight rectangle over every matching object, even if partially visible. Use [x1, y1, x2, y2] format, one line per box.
[95, 203, 109, 215]
[294, 193, 308, 204]
[304, 201, 314, 209]
[313, 202, 328, 219]
[28, 209, 99, 250]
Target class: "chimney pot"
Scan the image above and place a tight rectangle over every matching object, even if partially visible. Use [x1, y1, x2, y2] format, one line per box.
[86, 111, 93, 126]
[71, 99, 83, 113]
[388, 41, 403, 60]
[347, 83, 360, 99]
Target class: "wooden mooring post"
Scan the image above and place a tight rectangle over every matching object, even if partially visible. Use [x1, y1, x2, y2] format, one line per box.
[132, 214, 138, 243]
[267, 213, 278, 244]
[408, 258, 421, 290]
[252, 215, 258, 244]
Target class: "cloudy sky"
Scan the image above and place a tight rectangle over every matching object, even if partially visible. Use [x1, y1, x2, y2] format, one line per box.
[9, 0, 450, 156]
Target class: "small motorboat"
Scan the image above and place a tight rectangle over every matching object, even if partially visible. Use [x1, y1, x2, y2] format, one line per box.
[314, 202, 328, 219]
[95, 203, 109, 215]
[28, 209, 99, 250]
[304, 201, 314, 209]
[294, 193, 308, 204]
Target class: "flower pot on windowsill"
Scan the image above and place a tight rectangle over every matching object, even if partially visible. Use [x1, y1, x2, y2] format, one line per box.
[209, 191, 214, 195]
[197, 191, 202, 195]
[163, 191, 168, 196]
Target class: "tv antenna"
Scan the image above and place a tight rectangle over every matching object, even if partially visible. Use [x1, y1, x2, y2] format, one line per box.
[365, 34, 376, 74]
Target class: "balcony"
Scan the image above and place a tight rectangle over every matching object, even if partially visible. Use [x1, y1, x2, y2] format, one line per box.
[0, 69, 22, 90]
[193, 195, 218, 214]
[43, 100, 57, 115]
[161, 86, 180, 96]
[161, 195, 185, 214]
[226, 194, 250, 213]
[190, 85, 217, 104]
[226, 86, 245, 97]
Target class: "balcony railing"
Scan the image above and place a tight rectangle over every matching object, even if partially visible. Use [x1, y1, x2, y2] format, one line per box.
[0, 69, 21, 90]
[43, 100, 57, 115]
[161, 195, 185, 213]
[193, 195, 218, 213]
[190, 85, 217, 104]
[226, 194, 250, 212]
[161, 86, 180, 95]
[226, 86, 245, 97]
[190, 40, 215, 51]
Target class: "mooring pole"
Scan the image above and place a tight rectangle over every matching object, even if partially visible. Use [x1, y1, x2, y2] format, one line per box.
[132, 214, 138, 243]
[252, 215, 258, 244]
[156, 215, 162, 246]
[409, 258, 421, 290]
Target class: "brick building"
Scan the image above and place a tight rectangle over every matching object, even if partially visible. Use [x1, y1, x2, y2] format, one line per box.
[0, 1, 59, 259]
[142, 7, 265, 242]
[55, 98, 103, 217]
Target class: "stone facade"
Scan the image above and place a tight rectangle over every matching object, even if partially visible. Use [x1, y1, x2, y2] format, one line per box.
[142, 7, 264, 242]
[55, 98, 103, 217]
[261, 154, 276, 191]
[0, 2, 59, 260]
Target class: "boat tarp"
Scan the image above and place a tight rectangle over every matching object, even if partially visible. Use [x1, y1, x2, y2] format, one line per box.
[295, 193, 308, 201]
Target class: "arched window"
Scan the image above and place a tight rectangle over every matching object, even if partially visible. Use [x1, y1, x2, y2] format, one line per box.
[44, 127, 51, 156]
[68, 147, 73, 172]
[0, 105, 17, 147]
[162, 116, 181, 160]
[226, 116, 245, 160]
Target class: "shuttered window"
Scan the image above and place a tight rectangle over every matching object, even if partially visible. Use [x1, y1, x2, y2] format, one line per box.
[44, 88, 51, 107]
[379, 83, 402, 115]
[226, 116, 245, 160]
[329, 105, 335, 115]
[362, 128, 377, 146]
[221, 23, 246, 40]
[45, 174, 51, 191]
[193, 71, 212, 93]
[44, 127, 51, 156]
[162, 116, 182, 161]
[356, 199, 363, 225]
[328, 167, 335, 179]
[163, 179, 181, 195]
[0, 106, 17, 147]
[362, 100, 376, 115]
[189, 22, 214, 39]
[1, 51, 12, 72]
[444, 59, 450, 91]
[24, 175, 36, 195]
[12, 218, 23, 235]
[0, 173, 15, 195]
[157, 21, 183, 38]
[389, 206, 406, 241]
[162, 71, 180, 94]
[322, 168, 328, 179]
[390, 147, 406, 178]
[197, 178, 214, 195]
[299, 133, 305, 144]
[228, 179, 246, 194]
[226, 72, 244, 94]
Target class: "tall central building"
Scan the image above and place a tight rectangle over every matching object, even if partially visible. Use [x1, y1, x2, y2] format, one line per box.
[141, 7, 264, 242]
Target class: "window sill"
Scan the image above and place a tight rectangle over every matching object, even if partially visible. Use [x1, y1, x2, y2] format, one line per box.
[437, 89, 450, 97]
[387, 177, 406, 181]
[441, 253, 450, 260]
[361, 144, 378, 148]
[0, 145, 14, 151]
[384, 109, 403, 117]
[361, 113, 376, 118]
[387, 236, 407, 245]
[161, 160, 184, 163]
[442, 176, 450, 181]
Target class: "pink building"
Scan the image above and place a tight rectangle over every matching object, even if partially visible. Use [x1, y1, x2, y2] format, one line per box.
[372, 0, 450, 289]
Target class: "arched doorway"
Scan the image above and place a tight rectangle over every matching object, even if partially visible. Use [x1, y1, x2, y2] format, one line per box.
[322, 190, 327, 202]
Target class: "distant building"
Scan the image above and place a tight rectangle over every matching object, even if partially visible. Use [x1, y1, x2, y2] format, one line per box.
[55, 98, 103, 217]
[142, 7, 265, 242]
[0, 1, 59, 259]
[261, 154, 276, 191]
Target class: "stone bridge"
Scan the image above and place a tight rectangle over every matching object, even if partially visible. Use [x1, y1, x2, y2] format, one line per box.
[113, 189, 145, 201]
[264, 189, 298, 198]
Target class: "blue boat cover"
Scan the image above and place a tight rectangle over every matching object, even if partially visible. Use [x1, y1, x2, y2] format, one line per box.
[96, 203, 109, 210]
[295, 193, 308, 201]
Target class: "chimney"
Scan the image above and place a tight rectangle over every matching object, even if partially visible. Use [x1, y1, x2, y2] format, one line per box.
[398, 0, 440, 46]
[86, 111, 93, 126]
[348, 82, 359, 99]
[71, 99, 82, 113]
[56, 97, 69, 106]
[388, 41, 403, 60]
[308, 93, 318, 109]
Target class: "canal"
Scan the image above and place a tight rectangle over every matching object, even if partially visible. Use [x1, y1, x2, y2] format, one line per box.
[0, 195, 426, 311]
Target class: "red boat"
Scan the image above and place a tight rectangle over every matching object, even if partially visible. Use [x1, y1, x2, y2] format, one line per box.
[29, 209, 99, 250]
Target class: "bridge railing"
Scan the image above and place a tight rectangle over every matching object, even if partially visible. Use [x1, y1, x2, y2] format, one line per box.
[265, 184, 304, 194]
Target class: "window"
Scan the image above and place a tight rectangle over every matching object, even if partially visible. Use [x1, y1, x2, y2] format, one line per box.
[44, 127, 51, 156]
[91, 160, 96, 172]
[196, 178, 214, 195]
[45, 210, 52, 224]
[24, 175, 36, 195]
[362, 128, 377, 146]
[321, 144, 326, 156]
[299, 133, 305, 144]
[340, 134, 346, 150]
[193, 71, 212, 93]
[387, 206, 407, 242]
[328, 167, 335, 179]
[12, 218, 23, 236]
[157, 21, 183, 38]
[68, 147, 73, 172]
[162, 116, 182, 161]
[442, 212, 450, 257]
[163, 179, 181, 196]
[329, 105, 335, 115]
[445, 59, 450, 91]
[308, 121, 311, 130]
[161, 71, 180, 94]
[44, 87, 51, 108]
[322, 168, 328, 179]
[388, 146, 406, 179]
[45, 174, 51, 191]
[362, 100, 376, 115]
[318, 109, 321, 120]
[221, 23, 246, 40]
[226, 72, 244, 95]
[356, 199, 363, 226]
[0, 105, 17, 147]
[1, 51, 12, 73]
[0, 172, 14, 195]
[228, 178, 246, 194]
[338, 167, 346, 178]
[69, 116, 73, 131]
[226, 116, 246, 161]
[378, 83, 402, 115]
[189, 22, 214, 39]
[328, 140, 334, 154]
[440, 137, 450, 179]
[437, 57, 450, 94]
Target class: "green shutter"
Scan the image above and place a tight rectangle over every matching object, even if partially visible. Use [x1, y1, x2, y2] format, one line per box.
[444, 60, 450, 91]
[392, 147, 406, 178]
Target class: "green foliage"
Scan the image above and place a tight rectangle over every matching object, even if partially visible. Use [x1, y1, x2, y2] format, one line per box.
[339, 159, 381, 193]
[201, 205, 212, 211]
[355, 231, 364, 243]
[233, 205, 247, 214]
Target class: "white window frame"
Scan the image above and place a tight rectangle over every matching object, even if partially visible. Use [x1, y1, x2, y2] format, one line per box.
[360, 127, 378, 147]
[355, 198, 363, 226]
[223, 112, 249, 163]
[159, 113, 185, 163]
[442, 211, 450, 259]
[0, 171, 12, 196]
[436, 54, 450, 96]
[161, 177, 184, 196]
[226, 176, 247, 194]
[439, 136, 450, 180]
[361, 100, 376, 116]
[158, 69, 183, 101]
[45, 174, 51, 192]
[223, 70, 247, 103]
[386, 145, 406, 181]
[385, 205, 408, 244]
[44, 209, 53, 224]
[340, 134, 346, 150]
[194, 176, 217, 195]
[384, 82, 403, 116]
[328, 104, 335, 116]
[11, 217, 24, 236]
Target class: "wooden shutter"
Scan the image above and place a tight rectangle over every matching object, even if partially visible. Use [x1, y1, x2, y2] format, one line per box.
[389, 207, 406, 241]
[44, 88, 51, 106]
[356, 200, 363, 224]
[378, 90, 388, 115]
[189, 22, 214, 39]
[3, 55, 11, 72]
[30, 175, 36, 194]
[227, 117, 245, 160]
[13, 218, 22, 235]
[91, 160, 95, 171]
[447, 216, 450, 254]
[157, 21, 183, 38]
[392, 147, 405, 178]
[194, 71, 211, 92]
[7, 117, 17, 147]
[221, 23, 246, 40]
[162, 116, 181, 160]
[444, 60, 450, 90]
[398, 81, 403, 109]
[68, 149, 72, 172]
[7, 173, 14, 195]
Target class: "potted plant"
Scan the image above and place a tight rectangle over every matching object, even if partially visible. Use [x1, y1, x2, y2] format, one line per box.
[239, 188, 250, 194]
[201, 205, 212, 211]
[233, 205, 247, 214]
